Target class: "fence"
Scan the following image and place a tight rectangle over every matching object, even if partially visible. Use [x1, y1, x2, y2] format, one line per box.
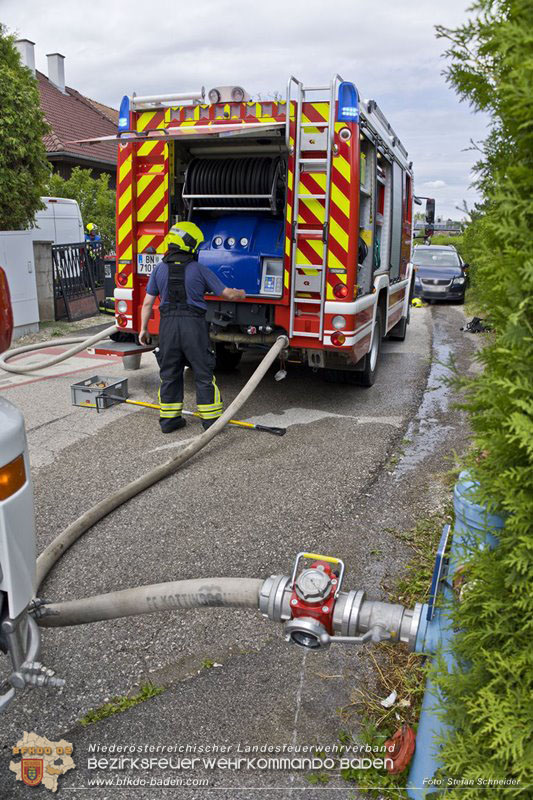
[52, 242, 105, 321]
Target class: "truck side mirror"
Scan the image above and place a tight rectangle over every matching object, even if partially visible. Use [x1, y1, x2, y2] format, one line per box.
[425, 198, 435, 239]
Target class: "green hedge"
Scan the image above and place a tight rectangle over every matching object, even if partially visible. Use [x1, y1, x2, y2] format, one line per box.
[433, 2, 533, 796]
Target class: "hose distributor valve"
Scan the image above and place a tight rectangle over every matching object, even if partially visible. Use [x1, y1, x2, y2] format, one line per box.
[259, 552, 422, 652]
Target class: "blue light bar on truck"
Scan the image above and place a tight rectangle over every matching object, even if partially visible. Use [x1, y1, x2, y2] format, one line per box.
[337, 81, 359, 122]
[118, 96, 130, 131]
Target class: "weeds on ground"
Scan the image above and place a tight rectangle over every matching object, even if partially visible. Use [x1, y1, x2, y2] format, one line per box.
[306, 771, 330, 785]
[79, 683, 164, 726]
[394, 506, 453, 607]
[338, 509, 450, 798]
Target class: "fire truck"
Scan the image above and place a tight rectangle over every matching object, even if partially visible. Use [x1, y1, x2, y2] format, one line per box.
[88, 76, 422, 385]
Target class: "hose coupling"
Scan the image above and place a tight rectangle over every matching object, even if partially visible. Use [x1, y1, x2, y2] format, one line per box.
[259, 553, 423, 652]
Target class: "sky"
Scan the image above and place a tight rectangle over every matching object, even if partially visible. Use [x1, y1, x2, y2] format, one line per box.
[1, 0, 488, 219]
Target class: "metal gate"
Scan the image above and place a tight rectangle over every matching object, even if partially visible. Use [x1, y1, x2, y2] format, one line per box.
[52, 242, 101, 321]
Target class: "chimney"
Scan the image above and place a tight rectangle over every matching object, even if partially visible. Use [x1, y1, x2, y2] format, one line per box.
[46, 52, 66, 93]
[15, 39, 36, 75]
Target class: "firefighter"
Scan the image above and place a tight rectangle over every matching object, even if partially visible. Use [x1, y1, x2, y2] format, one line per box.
[139, 222, 246, 433]
[85, 222, 101, 243]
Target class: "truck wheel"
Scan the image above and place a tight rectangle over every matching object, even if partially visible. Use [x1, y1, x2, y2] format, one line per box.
[215, 344, 242, 371]
[358, 309, 382, 387]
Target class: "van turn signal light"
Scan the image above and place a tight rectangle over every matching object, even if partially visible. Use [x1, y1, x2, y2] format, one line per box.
[0, 453, 26, 500]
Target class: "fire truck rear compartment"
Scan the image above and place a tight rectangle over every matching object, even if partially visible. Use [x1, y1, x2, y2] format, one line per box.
[170, 139, 287, 322]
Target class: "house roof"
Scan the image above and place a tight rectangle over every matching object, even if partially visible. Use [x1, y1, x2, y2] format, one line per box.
[37, 71, 118, 166]
[81, 97, 119, 125]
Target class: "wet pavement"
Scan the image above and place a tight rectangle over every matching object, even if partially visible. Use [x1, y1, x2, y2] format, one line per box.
[396, 311, 457, 477]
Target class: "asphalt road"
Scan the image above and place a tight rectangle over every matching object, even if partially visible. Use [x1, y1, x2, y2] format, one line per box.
[0, 305, 477, 799]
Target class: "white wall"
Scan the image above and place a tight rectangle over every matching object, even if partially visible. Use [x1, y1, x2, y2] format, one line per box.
[0, 231, 39, 339]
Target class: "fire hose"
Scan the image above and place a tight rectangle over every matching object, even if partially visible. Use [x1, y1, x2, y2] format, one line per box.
[2, 328, 422, 642]
[0, 324, 117, 375]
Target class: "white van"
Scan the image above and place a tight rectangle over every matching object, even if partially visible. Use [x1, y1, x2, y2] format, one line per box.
[0, 270, 39, 714]
[31, 197, 84, 245]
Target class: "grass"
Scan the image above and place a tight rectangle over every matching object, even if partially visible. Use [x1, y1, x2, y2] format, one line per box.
[79, 657, 219, 728]
[388, 454, 400, 469]
[79, 683, 165, 726]
[306, 772, 331, 785]
[394, 506, 453, 607]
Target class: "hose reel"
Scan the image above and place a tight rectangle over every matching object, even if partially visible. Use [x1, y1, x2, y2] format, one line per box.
[183, 156, 285, 214]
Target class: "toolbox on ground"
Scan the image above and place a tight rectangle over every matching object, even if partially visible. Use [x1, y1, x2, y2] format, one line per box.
[71, 375, 128, 409]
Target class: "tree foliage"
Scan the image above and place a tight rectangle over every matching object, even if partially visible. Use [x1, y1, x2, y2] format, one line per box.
[47, 167, 116, 253]
[433, 2, 533, 796]
[0, 25, 50, 230]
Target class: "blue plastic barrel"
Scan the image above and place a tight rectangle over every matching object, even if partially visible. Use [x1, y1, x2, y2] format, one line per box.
[453, 469, 505, 551]
[407, 472, 505, 798]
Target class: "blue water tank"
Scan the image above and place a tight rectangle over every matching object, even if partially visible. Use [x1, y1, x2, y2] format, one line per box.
[194, 214, 283, 296]
[453, 470, 505, 552]
[407, 473, 505, 798]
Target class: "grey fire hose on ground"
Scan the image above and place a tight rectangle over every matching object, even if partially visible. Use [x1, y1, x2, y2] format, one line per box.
[0, 325, 117, 375]
[37, 578, 264, 627]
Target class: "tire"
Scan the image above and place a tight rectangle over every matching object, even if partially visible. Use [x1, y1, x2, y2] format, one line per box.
[358, 308, 383, 387]
[215, 343, 242, 371]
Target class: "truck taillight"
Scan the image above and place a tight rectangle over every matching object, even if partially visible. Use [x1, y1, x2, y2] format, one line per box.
[116, 272, 128, 286]
[0, 454, 26, 500]
[331, 332, 346, 347]
[333, 284, 349, 299]
[116, 314, 128, 328]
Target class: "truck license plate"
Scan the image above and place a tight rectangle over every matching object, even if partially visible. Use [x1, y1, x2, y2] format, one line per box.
[137, 254, 162, 275]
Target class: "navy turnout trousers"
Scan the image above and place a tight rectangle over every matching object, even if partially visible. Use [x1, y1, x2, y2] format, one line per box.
[157, 304, 223, 429]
